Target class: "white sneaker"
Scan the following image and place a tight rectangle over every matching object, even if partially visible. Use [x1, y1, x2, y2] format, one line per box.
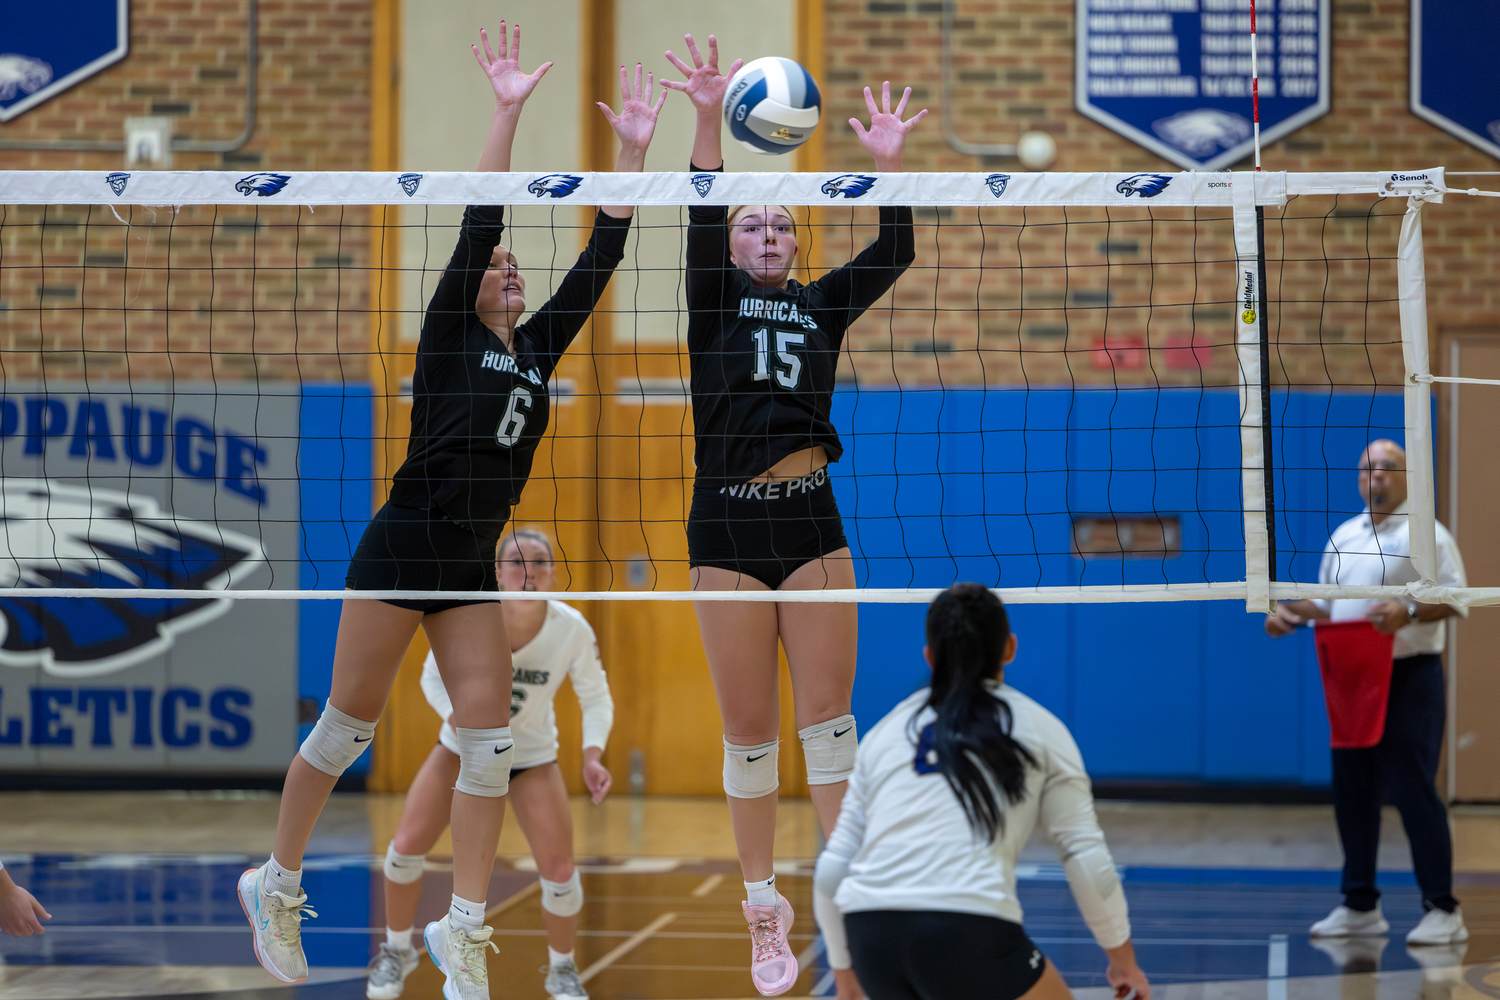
[366, 942, 420, 999]
[1407, 907, 1469, 946]
[1310, 904, 1390, 937]
[543, 958, 589, 999]
[238, 864, 317, 983]
[424, 915, 499, 1000]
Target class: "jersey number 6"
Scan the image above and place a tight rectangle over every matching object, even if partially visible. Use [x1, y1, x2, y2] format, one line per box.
[495, 386, 533, 447]
[751, 327, 805, 390]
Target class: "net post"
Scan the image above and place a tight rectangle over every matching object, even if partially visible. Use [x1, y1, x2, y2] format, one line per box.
[1233, 174, 1273, 614]
[1398, 193, 1440, 586]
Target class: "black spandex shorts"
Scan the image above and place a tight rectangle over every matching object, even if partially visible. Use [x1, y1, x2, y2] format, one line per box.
[845, 910, 1048, 1000]
[345, 502, 502, 614]
[686, 467, 848, 590]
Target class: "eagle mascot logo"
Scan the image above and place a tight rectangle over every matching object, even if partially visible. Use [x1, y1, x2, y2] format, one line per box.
[0, 480, 266, 677]
[821, 174, 877, 199]
[690, 173, 716, 198]
[1115, 173, 1173, 198]
[106, 172, 130, 197]
[527, 174, 584, 199]
[234, 172, 291, 198]
[985, 173, 1011, 198]
[397, 173, 423, 197]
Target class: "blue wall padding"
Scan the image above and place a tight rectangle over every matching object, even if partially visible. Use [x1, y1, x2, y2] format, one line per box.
[298, 385, 374, 772]
[832, 386, 1406, 785]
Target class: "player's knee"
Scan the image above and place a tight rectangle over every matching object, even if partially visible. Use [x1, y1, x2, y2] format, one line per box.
[297, 703, 377, 777]
[453, 726, 513, 797]
[539, 869, 583, 917]
[723, 738, 779, 799]
[383, 841, 425, 885]
[799, 714, 857, 785]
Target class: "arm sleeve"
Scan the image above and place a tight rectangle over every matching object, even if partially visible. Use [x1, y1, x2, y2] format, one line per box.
[807, 206, 915, 342]
[1037, 720, 1132, 950]
[421, 205, 506, 349]
[813, 746, 869, 970]
[518, 210, 631, 379]
[685, 163, 731, 313]
[566, 624, 614, 751]
[419, 651, 455, 724]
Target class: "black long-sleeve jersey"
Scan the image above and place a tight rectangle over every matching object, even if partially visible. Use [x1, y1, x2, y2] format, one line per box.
[686, 168, 914, 491]
[389, 205, 629, 537]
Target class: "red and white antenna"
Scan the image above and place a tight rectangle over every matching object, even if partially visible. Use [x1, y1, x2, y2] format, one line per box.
[1250, 0, 1262, 169]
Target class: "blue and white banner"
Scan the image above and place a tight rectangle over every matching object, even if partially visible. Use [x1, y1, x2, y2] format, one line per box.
[0, 1, 129, 122]
[1411, 0, 1500, 162]
[0, 168, 1451, 208]
[1075, 0, 1330, 170]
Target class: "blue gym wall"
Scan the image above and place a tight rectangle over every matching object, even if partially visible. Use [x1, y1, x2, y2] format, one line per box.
[832, 386, 1408, 787]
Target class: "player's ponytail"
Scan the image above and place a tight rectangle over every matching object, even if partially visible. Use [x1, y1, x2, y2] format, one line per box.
[921, 582, 1036, 842]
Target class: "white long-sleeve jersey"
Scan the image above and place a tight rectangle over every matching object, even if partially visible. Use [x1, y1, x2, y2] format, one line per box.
[421, 601, 613, 769]
[814, 684, 1129, 969]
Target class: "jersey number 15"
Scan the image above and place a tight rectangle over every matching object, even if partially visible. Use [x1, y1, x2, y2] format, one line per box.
[751, 327, 804, 390]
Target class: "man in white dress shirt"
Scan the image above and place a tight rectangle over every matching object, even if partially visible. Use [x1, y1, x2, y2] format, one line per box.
[1266, 439, 1468, 947]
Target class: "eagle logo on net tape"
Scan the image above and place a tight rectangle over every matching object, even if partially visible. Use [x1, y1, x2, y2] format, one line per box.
[528, 174, 583, 199]
[0, 479, 266, 677]
[397, 172, 422, 197]
[690, 173, 715, 198]
[1115, 173, 1173, 198]
[821, 174, 877, 199]
[234, 172, 291, 198]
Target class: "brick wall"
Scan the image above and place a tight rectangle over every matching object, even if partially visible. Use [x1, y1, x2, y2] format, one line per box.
[0, 0, 374, 382]
[819, 0, 1499, 389]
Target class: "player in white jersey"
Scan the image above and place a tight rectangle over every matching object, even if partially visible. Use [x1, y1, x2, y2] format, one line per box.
[813, 584, 1152, 1000]
[366, 530, 614, 1000]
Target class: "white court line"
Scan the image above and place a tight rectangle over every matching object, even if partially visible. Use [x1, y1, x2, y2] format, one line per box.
[1268, 934, 1289, 1000]
[579, 912, 678, 984]
[691, 874, 724, 897]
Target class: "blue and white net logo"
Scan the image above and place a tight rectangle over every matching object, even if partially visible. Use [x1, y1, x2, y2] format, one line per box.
[106, 172, 130, 197]
[0, 480, 265, 677]
[527, 174, 583, 199]
[1115, 173, 1173, 198]
[985, 173, 1011, 198]
[397, 172, 422, 197]
[691, 173, 716, 198]
[821, 174, 876, 199]
[234, 173, 291, 198]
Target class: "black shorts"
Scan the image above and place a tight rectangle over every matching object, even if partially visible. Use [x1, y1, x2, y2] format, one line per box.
[686, 467, 848, 590]
[345, 502, 502, 614]
[845, 910, 1048, 1000]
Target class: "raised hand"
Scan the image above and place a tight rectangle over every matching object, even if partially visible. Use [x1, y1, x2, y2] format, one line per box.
[849, 81, 928, 172]
[472, 21, 552, 110]
[662, 34, 743, 116]
[598, 63, 668, 154]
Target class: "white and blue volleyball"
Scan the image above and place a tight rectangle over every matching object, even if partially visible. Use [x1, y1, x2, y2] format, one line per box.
[722, 57, 821, 155]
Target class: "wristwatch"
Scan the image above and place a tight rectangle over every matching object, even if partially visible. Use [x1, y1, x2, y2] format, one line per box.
[1405, 599, 1420, 623]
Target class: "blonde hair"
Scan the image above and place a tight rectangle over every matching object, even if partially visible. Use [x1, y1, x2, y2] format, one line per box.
[498, 528, 555, 563]
[727, 204, 798, 234]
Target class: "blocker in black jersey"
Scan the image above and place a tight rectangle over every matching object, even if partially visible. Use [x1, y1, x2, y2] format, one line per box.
[387, 204, 630, 537]
[685, 171, 914, 491]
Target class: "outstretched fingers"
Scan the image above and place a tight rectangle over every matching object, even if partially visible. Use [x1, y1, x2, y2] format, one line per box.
[507, 21, 521, 63]
[685, 33, 706, 68]
[481, 25, 499, 65]
[863, 85, 879, 118]
[894, 85, 911, 118]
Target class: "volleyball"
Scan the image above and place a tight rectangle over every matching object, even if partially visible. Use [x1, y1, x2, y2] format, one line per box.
[722, 56, 822, 155]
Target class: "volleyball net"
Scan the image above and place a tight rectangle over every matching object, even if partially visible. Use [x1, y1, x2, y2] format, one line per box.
[0, 166, 1494, 615]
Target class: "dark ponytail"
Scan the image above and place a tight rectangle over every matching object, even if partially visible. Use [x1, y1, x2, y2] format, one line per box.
[918, 582, 1036, 842]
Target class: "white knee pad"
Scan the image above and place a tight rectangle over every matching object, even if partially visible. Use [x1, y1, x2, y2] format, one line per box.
[454, 726, 514, 797]
[723, 738, 779, 799]
[539, 870, 583, 917]
[384, 842, 425, 885]
[297, 703, 377, 777]
[799, 714, 857, 785]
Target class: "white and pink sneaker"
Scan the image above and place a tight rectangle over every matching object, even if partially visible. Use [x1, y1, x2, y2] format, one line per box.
[742, 894, 798, 996]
